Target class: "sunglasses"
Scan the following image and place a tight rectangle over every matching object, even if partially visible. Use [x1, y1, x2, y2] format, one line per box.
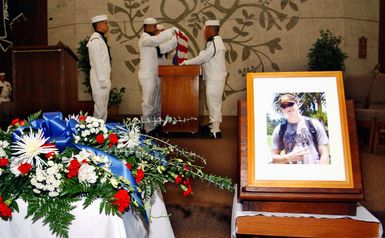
[280, 102, 295, 109]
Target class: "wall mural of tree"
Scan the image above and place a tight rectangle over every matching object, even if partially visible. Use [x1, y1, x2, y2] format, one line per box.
[107, 0, 306, 102]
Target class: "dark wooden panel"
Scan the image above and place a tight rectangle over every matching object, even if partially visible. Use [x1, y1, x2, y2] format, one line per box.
[0, 0, 47, 86]
[159, 65, 201, 133]
[380, 0, 385, 73]
[11, 44, 90, 118]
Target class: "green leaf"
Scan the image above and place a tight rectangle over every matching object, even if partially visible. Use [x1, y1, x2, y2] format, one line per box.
[286, 16, 299, 31]
[125, 45, 138, 54]
[242, 47, 250, 61]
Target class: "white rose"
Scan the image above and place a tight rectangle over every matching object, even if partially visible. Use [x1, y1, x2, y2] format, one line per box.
[30, 178, 37, 185]
[0, 148, 6, 157]
[48, 191, 59, 197]
[36, 183, 44, 189]
[46, 167, 56, 175]
[78, 164, 97, 184]
[74, 136, 80, 143]
[1, 140, 9, 147]
[10, 161, 22, 177]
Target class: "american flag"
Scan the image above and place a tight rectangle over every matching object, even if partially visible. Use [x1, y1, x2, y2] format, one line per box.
[173, 30, 189, 65]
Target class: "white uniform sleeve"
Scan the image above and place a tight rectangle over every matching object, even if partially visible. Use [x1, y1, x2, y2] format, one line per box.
[141, 29, 174, 47]
[88, 38, 108, 88]
[159, 36, 177, 54]
[183, 41, 215, 65]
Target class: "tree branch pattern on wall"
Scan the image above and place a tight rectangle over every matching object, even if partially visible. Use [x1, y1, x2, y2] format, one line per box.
[107, 0, 306, 101]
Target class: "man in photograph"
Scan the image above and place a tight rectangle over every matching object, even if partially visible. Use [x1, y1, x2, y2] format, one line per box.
[270, 93, 330, 164]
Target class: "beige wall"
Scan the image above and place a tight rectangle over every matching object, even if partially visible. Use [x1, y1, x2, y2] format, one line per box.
[48, 0, 380, 116]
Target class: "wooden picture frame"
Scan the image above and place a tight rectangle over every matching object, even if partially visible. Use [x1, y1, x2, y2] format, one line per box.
[239, 71, 363, 215]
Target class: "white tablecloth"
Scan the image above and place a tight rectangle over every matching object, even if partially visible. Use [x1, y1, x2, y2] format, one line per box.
[0, 189, 174, 238]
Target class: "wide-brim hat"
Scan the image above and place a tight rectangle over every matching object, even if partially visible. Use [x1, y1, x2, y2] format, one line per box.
[144, 17, 157, 25]
[91, 15, 108, 23]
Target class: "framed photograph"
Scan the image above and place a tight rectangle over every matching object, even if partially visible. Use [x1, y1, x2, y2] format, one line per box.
[246, 71, 354, 190]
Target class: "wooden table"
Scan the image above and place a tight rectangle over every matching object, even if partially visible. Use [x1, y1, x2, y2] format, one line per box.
[233, 203, 382, 237]
[234, 100, 381, 237]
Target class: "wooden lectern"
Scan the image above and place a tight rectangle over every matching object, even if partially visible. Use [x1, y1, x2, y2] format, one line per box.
[10, 43, 92, 118]
[159, 65, 202, 133]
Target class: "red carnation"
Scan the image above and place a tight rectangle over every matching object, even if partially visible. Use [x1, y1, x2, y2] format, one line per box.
[183, 185, 192, 197]
[135, 168, 145, 184]
[175, 175, 182, 184]
[183, 177, 191, 186]
[0, 158, 9, 167]
[67, 159, 81, 178]
[0, 196, 12, 218]
[96, 134, 105, 144]
[109, 133, 119, 145]
[45, 151, 56, 160]
[19, 120, 26, 126]
[11, 118, 20, 126]
[79, 115, 87, 121]
[18, 163, 32, 175]
[125, 163, 132, 170]
[112, 189, 131, 213]
[184, 165, 190, 171]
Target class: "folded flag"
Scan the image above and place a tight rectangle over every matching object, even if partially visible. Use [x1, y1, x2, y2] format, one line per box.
[173, 30, 189, 65]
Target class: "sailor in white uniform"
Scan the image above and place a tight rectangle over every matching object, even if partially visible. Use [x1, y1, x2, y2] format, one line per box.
[138, 18, 177, 133]
[87, 14, 111, 122]
[181, 20, 227, 139]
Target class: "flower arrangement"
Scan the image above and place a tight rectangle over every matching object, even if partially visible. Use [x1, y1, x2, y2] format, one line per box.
[0, 112, 233, 238]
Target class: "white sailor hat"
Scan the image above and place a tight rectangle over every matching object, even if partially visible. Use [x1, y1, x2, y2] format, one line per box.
[144, 17, 157, 25]
[0, 72, 5, 76]
[205, 20, 220, 26]
[91, 15, 108, 23]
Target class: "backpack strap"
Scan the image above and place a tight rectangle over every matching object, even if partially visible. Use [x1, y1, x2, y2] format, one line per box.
[305, 117, 319, 153]
[278, 119, 288, 144]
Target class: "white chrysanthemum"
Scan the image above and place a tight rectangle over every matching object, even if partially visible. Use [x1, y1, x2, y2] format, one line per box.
[11, 129, 57, 168]
[78, 163, 97, 184]
[117, 126, 141, 149]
